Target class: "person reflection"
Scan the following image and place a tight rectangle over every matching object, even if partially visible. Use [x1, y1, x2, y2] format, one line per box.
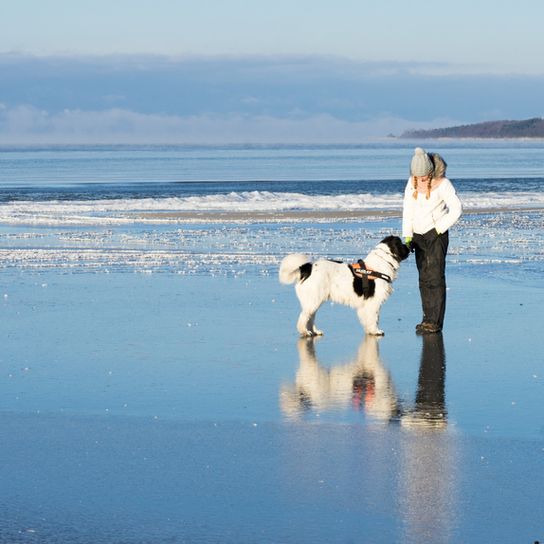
[279, 335, 399, 422]
[399, 332, 456, 544]
[402, 331, 447, 429]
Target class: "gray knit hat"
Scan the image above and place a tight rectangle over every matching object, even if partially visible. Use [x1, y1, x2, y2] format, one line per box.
[410, 147, 433, 177]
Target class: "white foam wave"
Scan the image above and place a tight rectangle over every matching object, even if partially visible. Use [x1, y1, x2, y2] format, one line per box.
[1, 190, 543, 225]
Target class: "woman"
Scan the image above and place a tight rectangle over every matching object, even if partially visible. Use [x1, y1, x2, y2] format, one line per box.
[402, 147, 462, 334]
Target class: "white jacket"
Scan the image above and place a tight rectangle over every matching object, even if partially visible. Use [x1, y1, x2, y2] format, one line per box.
[402, 177, 462, 238]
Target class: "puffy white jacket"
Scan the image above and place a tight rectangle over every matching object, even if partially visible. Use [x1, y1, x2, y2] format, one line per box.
[402, 177, 462, 238]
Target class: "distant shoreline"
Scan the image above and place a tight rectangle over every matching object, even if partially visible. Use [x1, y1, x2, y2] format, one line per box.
[400, 117, 544, 139]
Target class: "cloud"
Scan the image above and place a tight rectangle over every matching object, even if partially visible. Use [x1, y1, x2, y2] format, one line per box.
[0, 104, 461, 143]
[0, 54, 543, 143]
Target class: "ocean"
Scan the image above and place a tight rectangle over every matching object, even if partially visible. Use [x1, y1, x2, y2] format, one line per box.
[1, 142, 544, 542]
[1, 141, 543, 276]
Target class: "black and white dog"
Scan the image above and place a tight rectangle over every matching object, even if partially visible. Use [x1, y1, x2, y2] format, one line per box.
[279, 236, 410, 336]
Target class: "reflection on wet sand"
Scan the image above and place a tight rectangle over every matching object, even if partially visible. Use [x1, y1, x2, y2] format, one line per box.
[280, 333, 457, 542]
[399, 333, 458, 544]
[280, 332, 448, 429]
[401, 332, 447, 429]
[280, 335, 399, 422]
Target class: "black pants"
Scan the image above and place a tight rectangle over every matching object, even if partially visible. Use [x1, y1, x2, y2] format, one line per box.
[412, 229, 449, 328]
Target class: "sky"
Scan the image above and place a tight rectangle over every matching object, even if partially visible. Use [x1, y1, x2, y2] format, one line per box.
[1, 0, 543, 143]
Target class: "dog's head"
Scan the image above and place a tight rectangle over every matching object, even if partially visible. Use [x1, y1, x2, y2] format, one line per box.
[380, 235, 411, 262]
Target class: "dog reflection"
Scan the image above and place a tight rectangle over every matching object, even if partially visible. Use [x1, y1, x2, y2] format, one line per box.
[280, 335, 399, 422]
[401, 332, 447, 429]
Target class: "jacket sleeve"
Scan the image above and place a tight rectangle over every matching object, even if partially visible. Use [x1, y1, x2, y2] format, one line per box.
[401, 178, 415, 238]
[435, 178, 462, 234]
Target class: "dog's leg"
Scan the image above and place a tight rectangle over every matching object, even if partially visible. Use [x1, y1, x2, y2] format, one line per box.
[308, 313, 324, 336]
[357, 304, 384, 336]
[295, 278, 325, 337]
[297, 310, 316, 337]
[297, 307, 322, 337]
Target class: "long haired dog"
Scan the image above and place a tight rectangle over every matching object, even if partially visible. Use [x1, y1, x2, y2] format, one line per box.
[279, 235, 410, 336]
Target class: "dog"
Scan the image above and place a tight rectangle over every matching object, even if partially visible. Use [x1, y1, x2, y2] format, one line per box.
[279, 235, 410, 336]
[279, 336, 399, 422]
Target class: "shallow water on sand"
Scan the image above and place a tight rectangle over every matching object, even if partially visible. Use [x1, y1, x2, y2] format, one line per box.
[1, 266, 543, 542]
[1, 211, 543, 283]
[1, 140, 544, 541]
[2, 267, 542, 438]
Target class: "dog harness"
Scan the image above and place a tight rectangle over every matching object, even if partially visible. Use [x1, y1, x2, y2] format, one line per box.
[349, 260, 392, 283]
[348, 260, 392, 298]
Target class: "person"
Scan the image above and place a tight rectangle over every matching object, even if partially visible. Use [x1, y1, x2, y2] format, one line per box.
[402, 147, 462, 334]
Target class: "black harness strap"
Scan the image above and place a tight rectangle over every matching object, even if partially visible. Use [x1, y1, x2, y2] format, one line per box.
[350, 259, 392, 283]
[347, 260, 370, 298]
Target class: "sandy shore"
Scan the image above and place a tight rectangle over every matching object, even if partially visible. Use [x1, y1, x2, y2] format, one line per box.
[1, 270, 543, 542]
[2, 199, 543, 542]
[137, 209, 400, 222]
[136, 207, 543, 222]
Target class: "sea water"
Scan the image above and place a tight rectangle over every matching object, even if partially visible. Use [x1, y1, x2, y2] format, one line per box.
[1, 142, 543, 428]
[0, 141, 543, 276]
[1, 143, 544, 543]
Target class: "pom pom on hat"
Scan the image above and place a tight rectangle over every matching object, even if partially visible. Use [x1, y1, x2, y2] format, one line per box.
[410, 147, 433, 177]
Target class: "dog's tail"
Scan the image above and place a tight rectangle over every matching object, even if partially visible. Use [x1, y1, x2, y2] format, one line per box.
[279, 253, 311, 285]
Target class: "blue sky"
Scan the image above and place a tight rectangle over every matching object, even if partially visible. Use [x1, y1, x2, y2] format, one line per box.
[1, 1, 543, 143]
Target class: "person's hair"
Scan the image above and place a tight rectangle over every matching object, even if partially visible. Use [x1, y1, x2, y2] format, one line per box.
[411, 153, 447, 200]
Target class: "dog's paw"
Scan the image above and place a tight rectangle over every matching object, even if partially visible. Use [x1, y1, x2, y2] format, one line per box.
[299, 330, 316, 338]
[368, 329, 384, 336]
[312, 328, 324, 336]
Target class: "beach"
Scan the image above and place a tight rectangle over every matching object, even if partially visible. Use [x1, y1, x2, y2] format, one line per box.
[1, 264, 544, 543]
[2, 0, 544, 537]
[1, 143, 543, 542]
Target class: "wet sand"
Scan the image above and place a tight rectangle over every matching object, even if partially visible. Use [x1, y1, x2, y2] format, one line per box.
[137, 209, 401, 222]
[1, 269, 543, 542]
[2, 413, 543, 543]
[136, 206, 543, 222]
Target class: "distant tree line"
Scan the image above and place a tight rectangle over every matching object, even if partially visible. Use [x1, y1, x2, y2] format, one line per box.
[401, 117, 544, 138]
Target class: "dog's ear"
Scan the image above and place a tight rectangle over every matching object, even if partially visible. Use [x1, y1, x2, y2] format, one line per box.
[384, 236, 410, 261]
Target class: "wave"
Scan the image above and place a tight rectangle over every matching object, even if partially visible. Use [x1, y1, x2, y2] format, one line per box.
[1, 190, 543, 225]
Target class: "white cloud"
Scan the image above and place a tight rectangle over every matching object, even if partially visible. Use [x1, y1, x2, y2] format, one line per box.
[0, 105, 461, 144]
[1, 54, 543, 130]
